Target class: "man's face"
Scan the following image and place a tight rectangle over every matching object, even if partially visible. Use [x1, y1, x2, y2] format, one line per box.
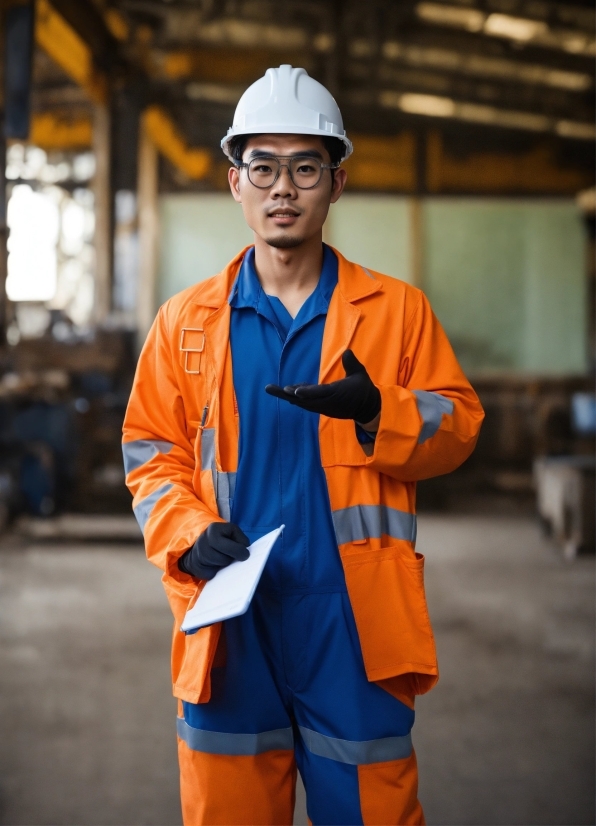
[228, 134, 346, 249]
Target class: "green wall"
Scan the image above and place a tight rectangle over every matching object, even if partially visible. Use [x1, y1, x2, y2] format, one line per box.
[325, 195, 412, 281]
[158, 193, 587, 376]
[158, 194, 252, 306]
[424, 199, 587, 374]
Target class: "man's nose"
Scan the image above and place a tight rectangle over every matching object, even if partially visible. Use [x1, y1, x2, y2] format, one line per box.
[270, 164, 296, 197]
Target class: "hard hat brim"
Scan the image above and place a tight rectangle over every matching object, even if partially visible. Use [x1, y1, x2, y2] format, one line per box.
[221, 127, 353, 163]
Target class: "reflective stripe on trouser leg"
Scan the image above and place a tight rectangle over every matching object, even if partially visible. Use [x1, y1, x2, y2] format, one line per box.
[299, 726, 412, 765]
[295, 731, 423, 826]
[178, 732, 296, 826]
[177, 717, 294, 756]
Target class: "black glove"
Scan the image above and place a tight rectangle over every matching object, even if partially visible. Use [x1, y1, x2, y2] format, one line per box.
[178, 522, 250, 581]
[265, 349, 381, 425]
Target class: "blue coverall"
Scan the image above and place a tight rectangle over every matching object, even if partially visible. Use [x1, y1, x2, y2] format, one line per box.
[180, 245, 416, 824]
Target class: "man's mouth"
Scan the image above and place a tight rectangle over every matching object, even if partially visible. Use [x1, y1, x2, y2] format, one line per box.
[268, 209, 300, 218]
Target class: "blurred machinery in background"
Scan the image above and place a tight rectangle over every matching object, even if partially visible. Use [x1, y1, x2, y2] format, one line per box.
[0, 327, 136, 524]
[0, 0, 593, 537]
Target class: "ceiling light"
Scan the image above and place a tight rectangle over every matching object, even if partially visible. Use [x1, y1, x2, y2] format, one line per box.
[350, 39, 374, 58]
[560, 34, 592, 54]
[195, 19, 308, 49]
[379, 90, 596, 138]
[384, 92, 456, 117]
[496, 109, 543, 131]
[556, 121, 596, 140]
[186, 83, 243, 104]
[455, 103, 497, 125]
[381, 41, 592, 91]
[545, 70, 592, 92]
[382, 42, 402, 60]
[416, 3, 594, 56]
[313, 33, 334, 53]
[484, 13, 548, 42]
[416, 3, 485, 32]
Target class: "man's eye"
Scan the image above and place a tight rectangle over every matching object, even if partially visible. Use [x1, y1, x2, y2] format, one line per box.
[253, 163, 274, 174]
[296, 163, 317, 174]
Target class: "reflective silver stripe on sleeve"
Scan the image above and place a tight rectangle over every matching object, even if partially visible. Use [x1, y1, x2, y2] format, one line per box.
[122, 440, 174, 475]
[299, 726, 412, 765]
[201, 428, 216, 472]
[133, 483, 173, 534]
[216, 471, 237, 522]
[332, 504, 416, 546]
[201, 428, 236, 521]
[413, 390, 454, 444]
[177, 717, 293, 755]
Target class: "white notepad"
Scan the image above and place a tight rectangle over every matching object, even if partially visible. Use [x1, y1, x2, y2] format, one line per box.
[180, 526, 284, 633]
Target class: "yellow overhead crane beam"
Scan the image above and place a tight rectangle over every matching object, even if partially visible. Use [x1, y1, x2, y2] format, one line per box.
[143, 106, 212, 180]
[34, 0, 107, 104]
[31, 0, 212, 179]
[30, 112, 93, 150]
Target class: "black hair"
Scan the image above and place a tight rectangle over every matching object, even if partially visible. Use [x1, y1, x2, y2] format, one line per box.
[227, 134, 345, 167]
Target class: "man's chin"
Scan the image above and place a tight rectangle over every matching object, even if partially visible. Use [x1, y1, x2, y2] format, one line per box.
[264, 233, 305, 249]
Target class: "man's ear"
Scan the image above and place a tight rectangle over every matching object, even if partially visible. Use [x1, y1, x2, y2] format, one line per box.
[228, 167, 242, 203]
[330, 167, 347, 204]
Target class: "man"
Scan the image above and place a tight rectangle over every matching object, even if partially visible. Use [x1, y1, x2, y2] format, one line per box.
[123, 65, 484, 825]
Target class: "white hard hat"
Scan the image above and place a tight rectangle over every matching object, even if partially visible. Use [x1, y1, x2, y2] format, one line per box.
[221, 64, 353, 162]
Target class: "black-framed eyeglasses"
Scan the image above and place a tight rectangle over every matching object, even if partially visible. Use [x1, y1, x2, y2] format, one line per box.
[235, 155, 339, 189]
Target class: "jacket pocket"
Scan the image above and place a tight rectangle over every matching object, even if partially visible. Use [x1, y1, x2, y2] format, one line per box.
[173, 623, 222, 704]
[342, 543, 438, 693]
[169, 581, 223, 703]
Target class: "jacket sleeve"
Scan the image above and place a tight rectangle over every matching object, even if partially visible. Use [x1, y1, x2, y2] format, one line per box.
[122, 307, 222, 583]
[367, 291, 484, 481]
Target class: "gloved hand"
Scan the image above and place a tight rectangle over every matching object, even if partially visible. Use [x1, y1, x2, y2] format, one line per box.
[178, 522, 250, 581]
[265, 349, 381, 425]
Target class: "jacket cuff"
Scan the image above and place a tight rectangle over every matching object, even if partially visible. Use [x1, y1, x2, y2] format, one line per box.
[355, 423, 377, 444]
[365, 385, 422, 469]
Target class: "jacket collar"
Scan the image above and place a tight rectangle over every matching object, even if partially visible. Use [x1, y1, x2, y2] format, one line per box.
[191, 244, 382, 312]
[333, 246, 382, 303]
[191, 246, 250, 310]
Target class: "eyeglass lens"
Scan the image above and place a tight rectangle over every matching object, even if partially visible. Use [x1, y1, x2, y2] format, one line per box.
[247, 156, 323, 189]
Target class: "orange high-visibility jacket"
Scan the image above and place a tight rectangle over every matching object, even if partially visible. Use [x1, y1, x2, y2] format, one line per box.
[123, 246, 484, 706]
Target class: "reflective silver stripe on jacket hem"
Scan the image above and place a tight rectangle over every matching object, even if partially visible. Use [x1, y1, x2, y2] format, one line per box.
[413, 390, 454, 444]
[177, 717, 293, 755]
[133, 483, 173, 534]
[299, 726, 412, 765]
[122, 439, 174, 476]
[332, 504, 417, 545]
[201, 428, 236, 521]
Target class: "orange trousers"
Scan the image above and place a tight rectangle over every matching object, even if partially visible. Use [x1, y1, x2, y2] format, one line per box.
[178, 735, 425, 826]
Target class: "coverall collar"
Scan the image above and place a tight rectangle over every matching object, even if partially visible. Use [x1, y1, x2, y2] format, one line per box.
[228, 244, 338, 332]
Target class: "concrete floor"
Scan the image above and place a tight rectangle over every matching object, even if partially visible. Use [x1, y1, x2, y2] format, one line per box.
[0, 515, 593, 826]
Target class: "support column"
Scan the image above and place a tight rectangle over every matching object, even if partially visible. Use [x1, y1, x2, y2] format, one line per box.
[0, 119, 7, 346]
[93, 102, 113, 323]
[409, 197, 424, 290]
[136, 114, 159, 349]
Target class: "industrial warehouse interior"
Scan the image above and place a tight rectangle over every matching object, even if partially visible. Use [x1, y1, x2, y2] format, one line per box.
[0, 0, 594, 824]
